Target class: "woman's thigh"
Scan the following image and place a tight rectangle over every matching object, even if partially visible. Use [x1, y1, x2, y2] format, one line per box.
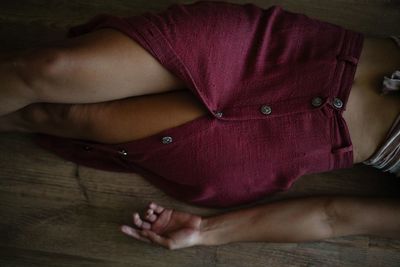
[25, 90, 209, 144]
[17, 28, 186, 104]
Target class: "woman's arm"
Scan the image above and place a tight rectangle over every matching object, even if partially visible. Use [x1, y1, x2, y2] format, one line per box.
[120, 197, 400, 250]
[199, 196, 400, 246]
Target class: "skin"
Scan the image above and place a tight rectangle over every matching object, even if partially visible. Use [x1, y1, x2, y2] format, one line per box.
[0, 29, 399, 249]
[0, 29, 208, 143]
[120, 198, 400, 250]
[0, 29, 187, 116]
[343, 37, 400, 163]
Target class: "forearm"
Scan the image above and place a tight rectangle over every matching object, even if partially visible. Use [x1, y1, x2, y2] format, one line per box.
[199, 196, 334, 245]
[329, 197, 400, 239]
[198, 196, 400, 246]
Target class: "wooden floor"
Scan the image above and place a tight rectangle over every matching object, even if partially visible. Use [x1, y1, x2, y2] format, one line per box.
[1, 1, 400, 266]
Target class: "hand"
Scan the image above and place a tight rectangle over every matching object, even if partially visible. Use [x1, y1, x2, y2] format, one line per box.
[120, 202, 203, 250]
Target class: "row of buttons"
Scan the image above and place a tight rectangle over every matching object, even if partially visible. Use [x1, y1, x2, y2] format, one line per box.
[84, 145, 130, 157]
[82, 96, 344, 151]
[82, 138, 176, 157]
[311, 97, 343, 109]
[214, 97, 344, 118]
[214, 105, 272, 118]
[160, 96, 344, 145]
[217, 104, 273, 116]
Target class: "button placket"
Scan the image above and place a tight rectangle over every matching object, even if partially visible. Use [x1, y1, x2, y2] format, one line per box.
[214, 95, 335, 121]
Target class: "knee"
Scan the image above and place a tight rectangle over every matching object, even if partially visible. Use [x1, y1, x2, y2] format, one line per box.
[20, 103, 81, 131]
[13, 47, 72, 97]
[20, 102, 117, 143]
[322, 197, 340, 237]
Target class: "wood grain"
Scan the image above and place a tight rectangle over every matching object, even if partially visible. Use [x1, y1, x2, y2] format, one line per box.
[1, 1, 400, 266]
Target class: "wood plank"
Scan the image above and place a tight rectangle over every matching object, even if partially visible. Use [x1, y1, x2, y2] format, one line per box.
[0, 246, 116, 267]
[0, 192, 216, 267]
[1, 0, 400, 266]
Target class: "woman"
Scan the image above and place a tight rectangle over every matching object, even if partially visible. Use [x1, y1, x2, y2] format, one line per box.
[0, 1, 399, 249]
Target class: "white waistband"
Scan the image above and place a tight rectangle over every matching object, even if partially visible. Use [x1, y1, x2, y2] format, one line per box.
[363, 113, 400, 177]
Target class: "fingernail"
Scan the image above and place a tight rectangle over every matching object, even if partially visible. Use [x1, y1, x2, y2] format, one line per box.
[121, 226, 131, 234]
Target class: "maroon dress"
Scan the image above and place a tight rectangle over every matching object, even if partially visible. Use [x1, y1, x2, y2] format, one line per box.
[35, 1, 364, 207]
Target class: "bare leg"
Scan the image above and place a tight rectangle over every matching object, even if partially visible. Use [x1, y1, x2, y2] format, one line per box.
[0, 90, 209, 144]
[0, 28, 186, 116]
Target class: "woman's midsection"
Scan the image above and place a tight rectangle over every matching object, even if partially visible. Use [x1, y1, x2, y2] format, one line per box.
[343, 37, 400, 164]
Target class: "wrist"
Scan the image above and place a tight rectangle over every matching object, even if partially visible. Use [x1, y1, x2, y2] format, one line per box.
[198, 217, 219, 246]
[197, 208, 260, 246]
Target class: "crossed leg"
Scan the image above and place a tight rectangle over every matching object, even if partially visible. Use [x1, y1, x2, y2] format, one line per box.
[0, 27, 210, 142]
[0, 89, 209, 144]
[0, 28, 186, 116]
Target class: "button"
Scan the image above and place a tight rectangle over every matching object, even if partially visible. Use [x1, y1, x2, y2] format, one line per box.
[161, 136, 173, 144]
[118, 149, 128, 157]
[83, 145, 92, 151]
[260, 105, 272, 115]
[311, 97, 323, 107]
[333, 97, 343, 109]
[215, 111, 223, 118]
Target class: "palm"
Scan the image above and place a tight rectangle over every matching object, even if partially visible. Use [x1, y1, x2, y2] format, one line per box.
[152, 209, 201, 241]
[121, 202, 203, 249]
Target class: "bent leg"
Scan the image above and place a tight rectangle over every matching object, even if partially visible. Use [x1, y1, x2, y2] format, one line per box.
[0, 28, 186, 116]
[2, 90, 209, 144]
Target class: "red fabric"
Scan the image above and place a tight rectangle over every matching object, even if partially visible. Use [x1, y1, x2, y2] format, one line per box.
[35, 1, 364, 208]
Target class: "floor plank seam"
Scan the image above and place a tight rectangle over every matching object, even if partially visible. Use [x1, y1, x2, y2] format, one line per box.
[74, 164, 90, 204]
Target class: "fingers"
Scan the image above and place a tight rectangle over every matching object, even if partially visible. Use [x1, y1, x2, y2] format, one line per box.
[141, 230, 173, 249]
[133, 213, 151, 230]
[120, 225, 151, 243]
[149, 202, 165, 214]
[145, 209, 158, 223]
[132, 203, 163, 230]
[122, 202, 176, 249]
[121, 226, 174, 249]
